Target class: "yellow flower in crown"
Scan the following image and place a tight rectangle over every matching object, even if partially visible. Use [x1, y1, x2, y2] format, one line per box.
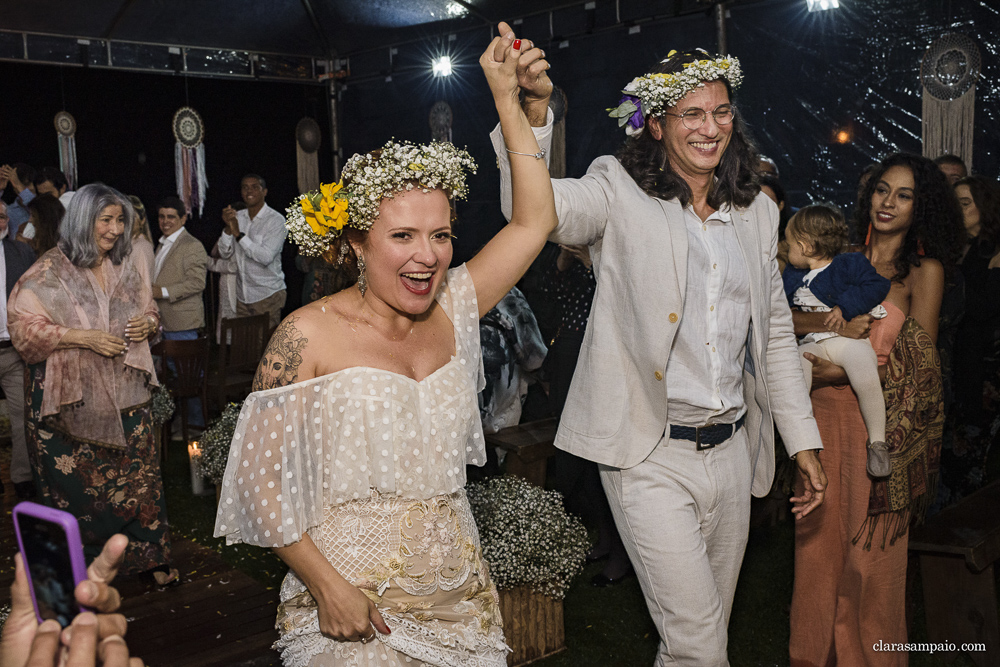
[300, 180, 350, 236]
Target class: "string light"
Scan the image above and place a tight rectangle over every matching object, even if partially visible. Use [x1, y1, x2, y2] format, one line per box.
[432, 55, 453, 77]
[807, 0, 840, 11]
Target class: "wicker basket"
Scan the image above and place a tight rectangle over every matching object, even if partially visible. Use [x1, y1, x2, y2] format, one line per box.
[498, 586, 566, 666]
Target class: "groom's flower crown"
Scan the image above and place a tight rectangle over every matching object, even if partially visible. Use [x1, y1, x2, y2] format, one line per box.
[608, 50, 743, 136]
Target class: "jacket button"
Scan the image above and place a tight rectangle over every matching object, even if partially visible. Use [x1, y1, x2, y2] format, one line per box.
[654, 371, 663, 381]
[668, 313, 678, 323]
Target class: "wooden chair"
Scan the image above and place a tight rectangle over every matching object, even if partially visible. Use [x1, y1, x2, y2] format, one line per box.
[484, 417, 559, 488]
[909, 479, 1000, 665]
[206, 313, 269, 410]
[151, 337, 210, 455]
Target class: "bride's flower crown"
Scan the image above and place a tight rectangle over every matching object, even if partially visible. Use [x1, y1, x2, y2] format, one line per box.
[608, 50, 743, 136]
[286, 139, 477, 258]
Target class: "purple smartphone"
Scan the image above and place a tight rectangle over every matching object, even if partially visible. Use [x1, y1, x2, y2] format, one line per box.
[13, 501, 88, 627]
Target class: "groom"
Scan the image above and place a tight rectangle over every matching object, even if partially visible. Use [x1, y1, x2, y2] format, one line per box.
[491, 28, 826, 665]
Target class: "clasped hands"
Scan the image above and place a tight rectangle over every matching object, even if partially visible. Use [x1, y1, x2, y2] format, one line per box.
[480, 22, 552, 110]
[0, 534, 142, 667]
[68, 314, 156, 358]
[221, 207, 240, 237]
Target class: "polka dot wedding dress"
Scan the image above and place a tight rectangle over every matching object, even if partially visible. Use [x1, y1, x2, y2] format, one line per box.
[215, 266, 509, 667]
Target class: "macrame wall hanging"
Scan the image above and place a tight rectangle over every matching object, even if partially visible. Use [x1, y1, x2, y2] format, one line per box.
[173, 106, 208, 217]
[429, 101, 453, 143]
[54, 111, 78, 190]
[920, 33, 981, 171]
[295, 118, 321, 193]
[548, 87, 568, 179]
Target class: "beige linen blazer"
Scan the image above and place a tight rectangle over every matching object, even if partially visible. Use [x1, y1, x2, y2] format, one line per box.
[492, 126, 823, 497]
[153, 228, 209, 332]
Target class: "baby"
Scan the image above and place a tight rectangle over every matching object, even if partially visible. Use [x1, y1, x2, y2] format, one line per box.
[782, 204, 892, 478]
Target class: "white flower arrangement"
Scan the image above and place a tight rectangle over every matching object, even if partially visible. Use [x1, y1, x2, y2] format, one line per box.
[466, 475, 589, 600]
[150, 385, 176, 427]
[286, 139, 477, 258]
[608, 52, 743, 136]
[196, 402, 242, 484]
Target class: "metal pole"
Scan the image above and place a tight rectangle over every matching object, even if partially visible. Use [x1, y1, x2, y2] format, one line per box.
[327, 62, 341, 180]
[714, 3, 727, 54]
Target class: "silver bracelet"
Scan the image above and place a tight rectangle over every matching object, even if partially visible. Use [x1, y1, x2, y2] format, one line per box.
[506, 147, 547, 160]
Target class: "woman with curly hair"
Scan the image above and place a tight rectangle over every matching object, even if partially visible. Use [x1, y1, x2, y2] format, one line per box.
[943, 175, 1000, 502]
[790, 152, 964, 666]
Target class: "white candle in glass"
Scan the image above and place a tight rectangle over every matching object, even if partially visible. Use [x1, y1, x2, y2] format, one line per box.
[188, 441, 205, 496]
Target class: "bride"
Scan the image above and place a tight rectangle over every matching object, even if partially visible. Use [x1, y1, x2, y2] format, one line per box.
[215, 23, 555, 667]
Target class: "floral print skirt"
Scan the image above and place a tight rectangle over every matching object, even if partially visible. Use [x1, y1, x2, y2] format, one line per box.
[25, 362, 172, 574]
[274, 490, 509, 667]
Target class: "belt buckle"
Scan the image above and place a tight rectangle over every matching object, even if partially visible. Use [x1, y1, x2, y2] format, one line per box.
[695, 423, 717, 451]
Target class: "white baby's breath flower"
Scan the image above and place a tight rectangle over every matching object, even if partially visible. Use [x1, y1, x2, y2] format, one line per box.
[467, 476, 589, 599]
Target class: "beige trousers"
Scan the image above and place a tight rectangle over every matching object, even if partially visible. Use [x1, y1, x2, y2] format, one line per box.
[600, 427, 752, 667]
[0, 346, 30, 484]
[237, 289, 286, 330]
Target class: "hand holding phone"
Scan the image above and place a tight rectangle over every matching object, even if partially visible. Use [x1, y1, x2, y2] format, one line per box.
[3, 507, 136, 667]
[13, 502, 88, 627]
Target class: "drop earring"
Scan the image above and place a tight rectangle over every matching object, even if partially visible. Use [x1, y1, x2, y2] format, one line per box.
[356, 253, 367, 297]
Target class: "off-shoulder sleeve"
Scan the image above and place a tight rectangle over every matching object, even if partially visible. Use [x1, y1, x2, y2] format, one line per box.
[443, 264, 485, 393]
[214, 383, 334, 547]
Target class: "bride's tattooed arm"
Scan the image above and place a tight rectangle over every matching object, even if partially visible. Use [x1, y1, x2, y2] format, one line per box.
[253, 316, 309, 390]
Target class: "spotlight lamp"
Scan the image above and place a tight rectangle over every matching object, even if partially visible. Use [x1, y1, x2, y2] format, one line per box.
[807, 0, 840, 10]
[433, 55, 453, 77]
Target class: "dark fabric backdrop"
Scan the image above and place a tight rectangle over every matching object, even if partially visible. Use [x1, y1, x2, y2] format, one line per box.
[3, 0, 997, 276]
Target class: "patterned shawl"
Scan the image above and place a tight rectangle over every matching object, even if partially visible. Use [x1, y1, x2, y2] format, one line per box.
[855, 317, 943, 549]
[8, 247, 158, 450]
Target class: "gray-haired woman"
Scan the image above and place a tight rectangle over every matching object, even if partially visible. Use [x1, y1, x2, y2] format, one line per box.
[8, 183, 178, 584]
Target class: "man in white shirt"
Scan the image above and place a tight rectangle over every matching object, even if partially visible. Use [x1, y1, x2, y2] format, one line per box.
[0, 201, 37, 499]
[217, 174, 287, 329]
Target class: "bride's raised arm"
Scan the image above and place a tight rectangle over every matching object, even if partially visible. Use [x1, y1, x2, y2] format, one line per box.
[466, 23, 558, 316]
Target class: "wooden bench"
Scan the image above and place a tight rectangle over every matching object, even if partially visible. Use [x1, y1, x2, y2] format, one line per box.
[484, 417, 558, 488]
[909, 479, 1000, 666]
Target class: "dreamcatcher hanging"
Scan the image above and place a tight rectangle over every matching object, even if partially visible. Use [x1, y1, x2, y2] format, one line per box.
[429, 101, 453, 143]
[920, 33, 981, 171]
[54, 111, 78, 190]
[296, 118, 321, 193]
[173, 106, 208, 217]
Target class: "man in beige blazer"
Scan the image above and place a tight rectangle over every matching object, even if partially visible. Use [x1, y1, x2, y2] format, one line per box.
[493, 41, 828, 666]
[154, 196, 208, 424]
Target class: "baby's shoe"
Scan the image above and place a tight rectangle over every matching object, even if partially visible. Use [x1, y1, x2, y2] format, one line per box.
[867, 441, 891, 478]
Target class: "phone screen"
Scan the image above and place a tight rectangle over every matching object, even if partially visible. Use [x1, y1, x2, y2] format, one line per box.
[19, 514, 79, 627]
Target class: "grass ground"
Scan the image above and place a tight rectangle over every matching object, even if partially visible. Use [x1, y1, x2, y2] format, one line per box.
[162, 436, 987, 666]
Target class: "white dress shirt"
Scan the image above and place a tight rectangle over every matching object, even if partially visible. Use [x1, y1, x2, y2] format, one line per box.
[217, 203, 286, 304]
[665, 206, 751, 426]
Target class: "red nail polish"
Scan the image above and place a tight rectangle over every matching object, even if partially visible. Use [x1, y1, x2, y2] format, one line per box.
[512, 39, 521, 50]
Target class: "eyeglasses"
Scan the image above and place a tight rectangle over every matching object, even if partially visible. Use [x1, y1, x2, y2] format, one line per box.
[661, 105, 735, 131]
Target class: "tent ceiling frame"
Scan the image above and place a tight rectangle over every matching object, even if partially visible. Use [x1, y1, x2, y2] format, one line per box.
[0, 28, 324, 84]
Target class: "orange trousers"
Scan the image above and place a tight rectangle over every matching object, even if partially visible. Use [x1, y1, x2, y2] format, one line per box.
[789, 383, 908, 667]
